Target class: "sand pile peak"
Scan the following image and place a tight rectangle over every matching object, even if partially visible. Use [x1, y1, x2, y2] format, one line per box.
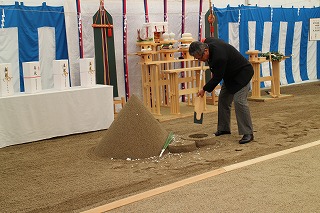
[94, 94, 169, 159]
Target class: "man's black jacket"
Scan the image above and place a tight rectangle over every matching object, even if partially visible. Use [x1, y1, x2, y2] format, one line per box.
[203, 37, 253, 94]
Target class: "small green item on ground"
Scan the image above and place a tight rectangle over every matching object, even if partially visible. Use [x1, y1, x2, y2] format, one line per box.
[159, 132, 174, 157]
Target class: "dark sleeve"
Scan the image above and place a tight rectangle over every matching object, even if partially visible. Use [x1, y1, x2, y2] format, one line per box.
[203, 45, 227, 93]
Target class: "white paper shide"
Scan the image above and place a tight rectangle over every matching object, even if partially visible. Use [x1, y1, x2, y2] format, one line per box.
[53, 60, 70, 90]
[0, 63, 14, 97]
[80, 58, 96, 88]
[23, 61, 42, 93]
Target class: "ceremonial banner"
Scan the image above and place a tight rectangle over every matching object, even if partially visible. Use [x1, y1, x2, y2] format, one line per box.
[93, 2, 118, 97]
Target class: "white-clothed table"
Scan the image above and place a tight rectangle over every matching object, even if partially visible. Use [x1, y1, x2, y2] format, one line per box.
[0, 85, 114, 148]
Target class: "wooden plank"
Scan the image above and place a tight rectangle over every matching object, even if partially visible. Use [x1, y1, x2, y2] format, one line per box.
[179, 88, 198, 96]
[158, 49, 179, 53]
[178, 76, 194, 84]
[163, 66, 209, 73]
[139, 58, 198, 65]
[259, 76, 273, 82]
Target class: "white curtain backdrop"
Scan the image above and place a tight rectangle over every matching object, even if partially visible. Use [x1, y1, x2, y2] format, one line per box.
[261, 22, 272, 87]
[278, 21, 288, 85]
[0, 28, 20, 92]
[39, 27, 55, 90]
[64, 0, 208, 99]
[292, 21, 302, 84]
[64, 0, 80, 87]
[307, 39, 317, 80]
[229, 22, 240, 51]
[248, 21, 256, 51]
[1, 1, 318, 97]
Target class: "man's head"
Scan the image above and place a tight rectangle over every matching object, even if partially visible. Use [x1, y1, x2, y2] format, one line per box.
[189, 41, 209, 62]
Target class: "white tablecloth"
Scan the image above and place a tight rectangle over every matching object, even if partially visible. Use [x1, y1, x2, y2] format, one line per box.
[0, 85, 114, 148]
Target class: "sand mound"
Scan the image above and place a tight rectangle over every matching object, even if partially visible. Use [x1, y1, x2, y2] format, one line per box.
[94, 94, 169, 159]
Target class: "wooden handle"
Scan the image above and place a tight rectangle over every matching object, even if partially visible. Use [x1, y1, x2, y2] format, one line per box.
[199, 63, 204, 91]
[194, 96, 205, 119]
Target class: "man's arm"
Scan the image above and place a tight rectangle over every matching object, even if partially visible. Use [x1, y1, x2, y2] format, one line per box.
[203, 56, 227, 92]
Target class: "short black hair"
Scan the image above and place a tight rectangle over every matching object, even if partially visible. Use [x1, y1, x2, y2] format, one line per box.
[189, 41, 208, 57]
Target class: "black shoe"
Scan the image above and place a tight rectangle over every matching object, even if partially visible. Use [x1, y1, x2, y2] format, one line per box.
[214, 130, 231, 136]
[239, 134, 254, 144]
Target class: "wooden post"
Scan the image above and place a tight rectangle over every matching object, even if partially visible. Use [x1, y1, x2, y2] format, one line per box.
[271, 60, 281, 97]
[246, 50, 267, 99]
[246, 50, 293, 101]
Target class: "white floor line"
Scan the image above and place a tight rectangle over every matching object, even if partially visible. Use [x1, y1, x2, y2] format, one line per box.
[81, 139, 320, 213]
[224, 140, 320, 171]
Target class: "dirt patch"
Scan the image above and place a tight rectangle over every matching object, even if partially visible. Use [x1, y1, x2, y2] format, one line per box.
[94, 94, 168, 160]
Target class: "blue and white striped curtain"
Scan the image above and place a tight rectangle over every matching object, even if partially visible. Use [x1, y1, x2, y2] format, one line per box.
[214, 5, 320, 88]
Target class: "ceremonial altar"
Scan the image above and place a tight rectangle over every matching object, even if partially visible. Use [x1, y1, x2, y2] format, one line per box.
[0, 85, 114, 148]
[135, 27, 212, 116]
[246, 50, 293, 101]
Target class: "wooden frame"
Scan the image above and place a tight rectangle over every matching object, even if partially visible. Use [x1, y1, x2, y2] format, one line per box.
[246, 50, 293, 101]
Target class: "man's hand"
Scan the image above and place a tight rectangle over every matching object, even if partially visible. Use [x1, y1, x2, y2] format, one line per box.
[197, 89, 205, 97]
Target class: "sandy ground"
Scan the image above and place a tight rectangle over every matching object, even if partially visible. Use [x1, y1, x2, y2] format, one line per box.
[0, 81, 319, 212]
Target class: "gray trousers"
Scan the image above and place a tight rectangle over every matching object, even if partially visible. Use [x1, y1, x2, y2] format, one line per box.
[217, 82, 253, 135]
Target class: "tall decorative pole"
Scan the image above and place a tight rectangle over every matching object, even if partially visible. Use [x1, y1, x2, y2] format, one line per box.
[198, 0, 203, 41]
[204, 1, 217, 87]
[181, 0, 185, 36]
[76, 0, 84, 58]
[205, 0, 217, 38]
[143, 0, 149, 38]
[208, 0, 215, 37]
[181, 0, 186, 101]
[164, 0, 168, 22]
[123, 0, 129, 100]
[143, 0, 149, 23]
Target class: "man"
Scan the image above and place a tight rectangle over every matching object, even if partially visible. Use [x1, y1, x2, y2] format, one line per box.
[189, 38, 254, 144]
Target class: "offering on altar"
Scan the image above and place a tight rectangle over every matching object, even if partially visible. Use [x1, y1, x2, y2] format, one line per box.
[0, 63, 14, 97]
[53, 60, 70, 90]
[162, 32, 169, 41]
[180, 33, 194, 41]
[141, 47, 153, 52]
[80, 58, 96, 88]
[138, 22, 168, 43]
[178, 43, 190, 49]
[169, 32, 175, 40]
[23, 61, 42, 93]
[160, 43, 173, 50]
